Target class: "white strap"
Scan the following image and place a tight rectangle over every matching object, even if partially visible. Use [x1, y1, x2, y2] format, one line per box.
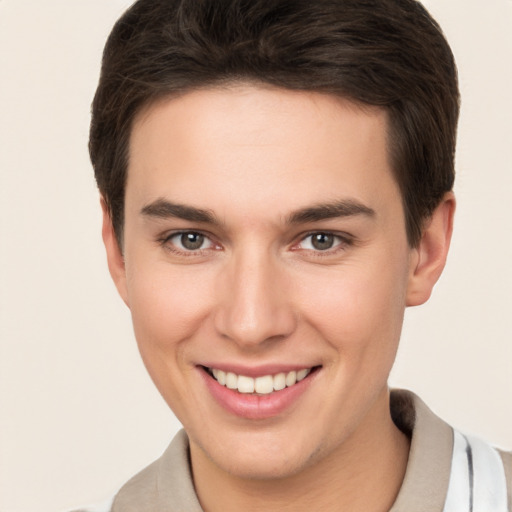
[443, 431, 471, 512]
[443, 430, 508, 512]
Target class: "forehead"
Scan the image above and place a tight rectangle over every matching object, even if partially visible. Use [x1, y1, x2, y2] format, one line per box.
[127, 85, 399, 221]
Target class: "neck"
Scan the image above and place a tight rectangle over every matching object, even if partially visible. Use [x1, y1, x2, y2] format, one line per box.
[190, 388, 410, 512]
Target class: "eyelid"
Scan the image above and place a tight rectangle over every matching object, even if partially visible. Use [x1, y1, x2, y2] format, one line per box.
[292, 231, 354, 252]
[156, 229, 353, 255]
[158, 229, 221, 253]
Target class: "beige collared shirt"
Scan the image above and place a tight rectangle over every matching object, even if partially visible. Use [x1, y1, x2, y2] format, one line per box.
[75, 390, 512, 511]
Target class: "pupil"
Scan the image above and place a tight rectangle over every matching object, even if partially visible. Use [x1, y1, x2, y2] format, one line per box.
[312, 233, 334, 250]
[181, 233, 204, 250]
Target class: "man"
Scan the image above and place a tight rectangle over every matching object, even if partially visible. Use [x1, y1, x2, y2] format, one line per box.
[81, 0, 511, 510]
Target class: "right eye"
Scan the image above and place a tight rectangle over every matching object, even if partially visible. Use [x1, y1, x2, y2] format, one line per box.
[165, 231, 215, 252]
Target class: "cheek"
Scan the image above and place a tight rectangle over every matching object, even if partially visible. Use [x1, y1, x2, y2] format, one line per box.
[124, 259, 214, 354]
[295, 258, 409, 357]
[123, 260, 217, 419]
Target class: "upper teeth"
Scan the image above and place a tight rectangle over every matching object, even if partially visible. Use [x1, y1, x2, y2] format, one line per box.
[211, 368, 311, 394]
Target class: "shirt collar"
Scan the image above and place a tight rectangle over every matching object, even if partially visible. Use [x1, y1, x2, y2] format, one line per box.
[389, 389, 453, 512]
[112, 389, 454, 511]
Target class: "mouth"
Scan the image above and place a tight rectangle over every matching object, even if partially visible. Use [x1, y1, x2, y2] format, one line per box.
[199, 364, 321, 419]
[203, 366, 319, 395]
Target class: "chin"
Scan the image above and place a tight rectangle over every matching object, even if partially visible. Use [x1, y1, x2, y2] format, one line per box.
[191, 426, 324, 481]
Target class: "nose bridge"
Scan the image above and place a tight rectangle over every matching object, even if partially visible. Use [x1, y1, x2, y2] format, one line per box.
[214, 243, 296, 347]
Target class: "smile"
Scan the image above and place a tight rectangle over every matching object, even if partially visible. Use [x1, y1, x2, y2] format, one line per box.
[207, 367, 313, 395]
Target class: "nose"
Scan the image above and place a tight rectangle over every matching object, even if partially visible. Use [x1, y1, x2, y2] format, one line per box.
[213, 247, 297, 349]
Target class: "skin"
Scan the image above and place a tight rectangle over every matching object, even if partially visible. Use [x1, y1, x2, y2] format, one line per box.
[102, 85, 454, 512]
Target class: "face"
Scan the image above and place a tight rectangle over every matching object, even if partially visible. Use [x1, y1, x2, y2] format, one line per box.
[109, 85, 420, 480]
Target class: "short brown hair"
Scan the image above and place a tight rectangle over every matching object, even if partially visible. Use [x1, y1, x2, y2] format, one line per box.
[90, 0, 459, 247]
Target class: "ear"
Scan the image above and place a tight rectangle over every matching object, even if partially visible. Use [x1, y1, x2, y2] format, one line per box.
[406, 192, 455, 307]
[101, 197, 130, 307]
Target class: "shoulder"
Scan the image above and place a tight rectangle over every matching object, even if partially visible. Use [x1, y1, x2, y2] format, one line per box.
[390, 389, 512, 512]
[499, 448, 512, 511]
[500, 447, 512, 473]
[69, 429, 202, 512]
[65, 455, 162, 512]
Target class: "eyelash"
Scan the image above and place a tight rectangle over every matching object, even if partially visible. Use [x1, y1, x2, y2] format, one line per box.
[157, 230, 218, 255]
[157, 230, 354, 257]
[292, 231, 354, 257]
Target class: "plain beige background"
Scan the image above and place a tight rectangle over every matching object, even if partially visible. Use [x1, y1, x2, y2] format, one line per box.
[0, 1, 511, 510]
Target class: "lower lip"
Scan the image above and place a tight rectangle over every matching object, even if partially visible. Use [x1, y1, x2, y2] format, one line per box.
[199, 368, 317, 420]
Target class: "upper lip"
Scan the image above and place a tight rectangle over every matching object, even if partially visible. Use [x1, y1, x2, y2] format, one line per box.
[199, 363, 320, 378]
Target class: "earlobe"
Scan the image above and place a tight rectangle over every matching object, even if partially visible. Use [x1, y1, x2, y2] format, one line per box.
[101, 198, 130, 307]
[406, 192, 456, 307]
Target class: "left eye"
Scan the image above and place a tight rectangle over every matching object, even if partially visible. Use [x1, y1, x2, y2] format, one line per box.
[298, 232, 343, 251]
[169, 232, 214, 251]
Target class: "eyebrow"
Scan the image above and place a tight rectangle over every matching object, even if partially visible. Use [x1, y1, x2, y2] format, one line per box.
[141, 199, 218, 224]
[286, 200, 375, 224]
[140, 198, 375, 225]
